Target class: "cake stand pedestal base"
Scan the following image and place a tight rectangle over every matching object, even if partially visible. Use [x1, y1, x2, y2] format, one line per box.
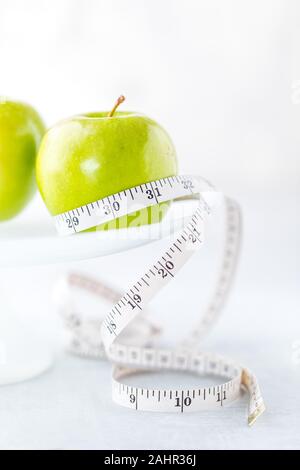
[0, 306, 54, 385]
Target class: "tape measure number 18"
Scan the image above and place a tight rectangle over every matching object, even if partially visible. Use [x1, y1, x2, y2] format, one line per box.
[54, 175, 265, 426]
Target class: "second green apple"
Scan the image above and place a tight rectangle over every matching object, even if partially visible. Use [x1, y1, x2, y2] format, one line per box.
[0, 99, 45, 221]
[36, 97, 178, 230]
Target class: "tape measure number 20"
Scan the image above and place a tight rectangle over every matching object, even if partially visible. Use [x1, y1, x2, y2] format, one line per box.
[54, 175, 265, 426]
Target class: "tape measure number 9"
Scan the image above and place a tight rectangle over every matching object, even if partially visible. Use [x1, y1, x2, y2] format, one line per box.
[54, 175, 265, 426]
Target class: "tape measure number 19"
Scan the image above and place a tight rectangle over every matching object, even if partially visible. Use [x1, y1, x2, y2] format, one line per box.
[54, 175, 265, 426]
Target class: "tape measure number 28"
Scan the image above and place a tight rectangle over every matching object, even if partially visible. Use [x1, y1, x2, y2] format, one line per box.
[54, 175, 265, 426]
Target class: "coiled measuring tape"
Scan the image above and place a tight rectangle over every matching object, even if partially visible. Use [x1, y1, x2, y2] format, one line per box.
[54, 175, 265, 425]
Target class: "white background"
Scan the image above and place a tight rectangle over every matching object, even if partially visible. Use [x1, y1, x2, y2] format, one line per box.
[0, 0, 300, 450]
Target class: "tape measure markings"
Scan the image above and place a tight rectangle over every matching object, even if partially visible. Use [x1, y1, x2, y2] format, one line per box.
[54, 176, 208, 236]
[53, 174, 265, 425]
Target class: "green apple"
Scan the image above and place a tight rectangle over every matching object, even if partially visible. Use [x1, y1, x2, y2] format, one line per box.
[0, 99, 45, 221]
[36, 96, 178, 230]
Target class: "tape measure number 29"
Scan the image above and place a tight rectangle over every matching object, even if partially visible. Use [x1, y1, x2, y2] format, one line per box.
[54, 175, 265, 426]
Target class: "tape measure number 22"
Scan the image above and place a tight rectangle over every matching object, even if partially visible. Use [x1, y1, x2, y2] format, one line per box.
[54, 175, 265, 426]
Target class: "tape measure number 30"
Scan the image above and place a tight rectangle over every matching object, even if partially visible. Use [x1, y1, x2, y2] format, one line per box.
[54, 175, 265, 426]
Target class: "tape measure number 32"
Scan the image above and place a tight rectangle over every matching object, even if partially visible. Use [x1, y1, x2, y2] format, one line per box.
[54, 175, 265, 426]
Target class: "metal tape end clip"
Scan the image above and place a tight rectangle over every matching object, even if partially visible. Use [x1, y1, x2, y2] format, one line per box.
[248, 402, 266, 426]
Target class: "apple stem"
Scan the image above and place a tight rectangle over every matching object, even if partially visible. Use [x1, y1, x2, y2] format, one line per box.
[107, 95, 126, 117]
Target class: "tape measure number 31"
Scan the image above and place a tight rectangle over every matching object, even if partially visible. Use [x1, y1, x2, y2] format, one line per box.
[54, 175, 265, 426]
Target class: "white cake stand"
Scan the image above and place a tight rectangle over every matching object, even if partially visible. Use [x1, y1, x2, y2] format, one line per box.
[0, 197, 196, 385]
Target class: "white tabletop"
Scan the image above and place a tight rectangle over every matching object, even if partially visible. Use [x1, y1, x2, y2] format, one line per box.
[0, 191, 299, 450]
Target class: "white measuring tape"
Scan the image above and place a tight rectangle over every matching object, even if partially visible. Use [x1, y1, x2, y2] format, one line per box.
[54, 175, 265, 425]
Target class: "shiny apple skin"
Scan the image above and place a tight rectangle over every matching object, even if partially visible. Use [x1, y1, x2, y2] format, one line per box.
[0, 100, 45, 221]
[36, 112, 178, 230]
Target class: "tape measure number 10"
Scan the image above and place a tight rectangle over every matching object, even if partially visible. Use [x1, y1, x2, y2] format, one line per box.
[54, 175, 265, 426]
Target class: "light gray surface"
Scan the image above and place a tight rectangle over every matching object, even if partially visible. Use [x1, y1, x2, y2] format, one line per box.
[0, 192, 299, 450]
[0, 326, 298, 450]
